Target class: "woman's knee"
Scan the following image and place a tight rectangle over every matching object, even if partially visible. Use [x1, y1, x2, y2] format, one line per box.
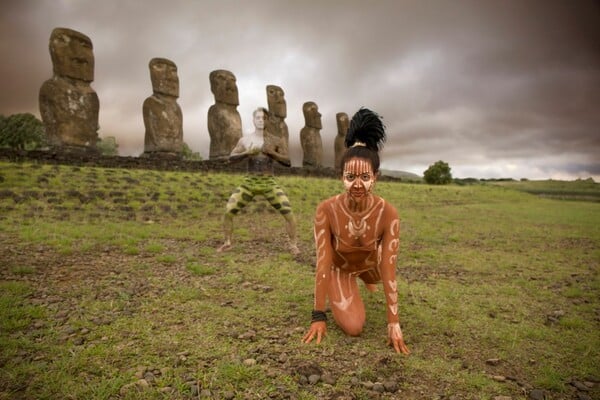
[337, 316, 364, 336]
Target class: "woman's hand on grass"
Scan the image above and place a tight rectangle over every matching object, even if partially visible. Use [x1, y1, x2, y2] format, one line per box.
[302, 321, 327, 345]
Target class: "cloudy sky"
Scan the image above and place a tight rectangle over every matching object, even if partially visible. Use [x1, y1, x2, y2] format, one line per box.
[1, 0, 599, 180]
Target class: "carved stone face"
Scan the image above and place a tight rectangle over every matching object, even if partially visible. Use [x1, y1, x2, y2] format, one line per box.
[150, 58, 179, 98]
[49, 28, 94, 82]
[342, 158, 376, 199]
[267, 85, 286, 118]
[336, 113, 349, 137]
[210, 70, 239, 105]
[303, 102, 322, 129]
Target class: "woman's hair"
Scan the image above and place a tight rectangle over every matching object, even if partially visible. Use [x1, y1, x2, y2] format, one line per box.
[339, 108, 386, 174]
[253, 107, 269, 118]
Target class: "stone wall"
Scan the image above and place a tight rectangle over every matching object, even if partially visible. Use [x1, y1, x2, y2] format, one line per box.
[0, 149, 404, 182]
[0, 149, 340, 178]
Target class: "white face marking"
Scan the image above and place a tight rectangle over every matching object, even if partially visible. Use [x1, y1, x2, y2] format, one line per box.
[342, 158, 375, 197]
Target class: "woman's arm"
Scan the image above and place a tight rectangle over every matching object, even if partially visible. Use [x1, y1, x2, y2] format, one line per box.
[379, 202, 410, 354]
[302, 201, 333, 344]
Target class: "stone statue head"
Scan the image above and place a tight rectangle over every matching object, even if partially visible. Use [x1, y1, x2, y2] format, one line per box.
[303, 101, 322, 129]
[336, 112, 349, 137]
[49, 27, 94, 82]
[149, 57, 179, 98]
[266, 85, 286, 118]
[209, 69, 239, 106]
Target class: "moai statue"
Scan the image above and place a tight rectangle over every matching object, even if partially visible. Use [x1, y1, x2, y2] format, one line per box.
[335, 112, 349, 172]
[39, 27, 99, 152]
[265, 84, 289, 155]
[300, 101, 323, 168]
[207, 69, 242, 160]
[142, 57, 183, 157]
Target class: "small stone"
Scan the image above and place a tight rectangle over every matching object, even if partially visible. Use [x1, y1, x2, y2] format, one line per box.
[65, 326, 77, 335]
[322, 374, 336, 385]
[137, 379, 149, 388]
[189, 383, 199, 396]
[372, 382, 385, 393]
[134, 366, 146, 379]
[200, 389, 212, 398]
[119, 382, 136, 396]
[571, 381, 589, 391]
[143, 372, 156, 383]
[492, 375, 507, 382]
[383, 380, 398, 392]
[529, 389, 546, 400]
[362, 381, 374, 390]
[308, 374, 320, 384]
[486, 358, 501, 366]
[243, 358, 257, 366]
[237, 330, 256, 340]
[223, 391, 235, 400]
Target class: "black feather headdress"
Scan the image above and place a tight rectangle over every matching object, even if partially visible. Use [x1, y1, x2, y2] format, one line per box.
[345, 108, 386, 152]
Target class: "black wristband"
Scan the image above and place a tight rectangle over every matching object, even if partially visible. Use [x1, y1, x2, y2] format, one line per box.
[311, 310, 327, 323]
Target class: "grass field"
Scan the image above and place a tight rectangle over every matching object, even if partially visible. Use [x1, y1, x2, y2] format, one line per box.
[1, 161, 598, 400]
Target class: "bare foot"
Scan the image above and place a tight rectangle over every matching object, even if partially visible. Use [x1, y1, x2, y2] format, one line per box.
[217, 243, 232, 253]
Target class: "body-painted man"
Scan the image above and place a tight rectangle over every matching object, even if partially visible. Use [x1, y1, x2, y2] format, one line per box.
[302, 108, 410, 354]
[217, 107, 299, 255]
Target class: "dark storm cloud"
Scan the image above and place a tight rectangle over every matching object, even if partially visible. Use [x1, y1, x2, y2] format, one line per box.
[1, 0, 598, 179]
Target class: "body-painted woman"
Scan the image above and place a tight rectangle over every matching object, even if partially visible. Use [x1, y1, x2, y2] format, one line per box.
[302, 108, 410, 354]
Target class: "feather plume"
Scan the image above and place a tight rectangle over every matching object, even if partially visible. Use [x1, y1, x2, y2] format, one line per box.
[345, 108, 386, 151]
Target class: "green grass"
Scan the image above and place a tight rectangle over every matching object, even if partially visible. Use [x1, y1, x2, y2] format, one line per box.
[0, 161, 599, 399]
[489, 178, 600, 201]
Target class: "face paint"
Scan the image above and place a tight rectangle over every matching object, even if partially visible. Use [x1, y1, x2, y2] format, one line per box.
[343, 158, 375, 198]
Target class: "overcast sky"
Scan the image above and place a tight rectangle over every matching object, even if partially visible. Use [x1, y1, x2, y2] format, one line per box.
[1, 0, 599, 180]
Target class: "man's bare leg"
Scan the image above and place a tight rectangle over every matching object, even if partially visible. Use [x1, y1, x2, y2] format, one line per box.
[217, 214, 234, 252]
[283, 213, 300, 255]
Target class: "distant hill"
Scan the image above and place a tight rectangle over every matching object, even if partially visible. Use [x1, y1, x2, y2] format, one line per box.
[380, 169, 422, 181]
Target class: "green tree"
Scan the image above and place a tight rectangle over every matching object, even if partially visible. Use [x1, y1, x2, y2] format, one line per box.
[423, 160, 453, 184]
[0, 113, 46, 150]
[182, 142, 202, 160]
[96, 136, 119, 156]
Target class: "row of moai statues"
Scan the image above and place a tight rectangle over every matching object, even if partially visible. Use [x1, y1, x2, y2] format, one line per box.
[38, 27, 348, 168]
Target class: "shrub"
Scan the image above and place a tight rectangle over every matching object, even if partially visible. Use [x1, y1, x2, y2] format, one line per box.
[423, 160, 452, 185]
